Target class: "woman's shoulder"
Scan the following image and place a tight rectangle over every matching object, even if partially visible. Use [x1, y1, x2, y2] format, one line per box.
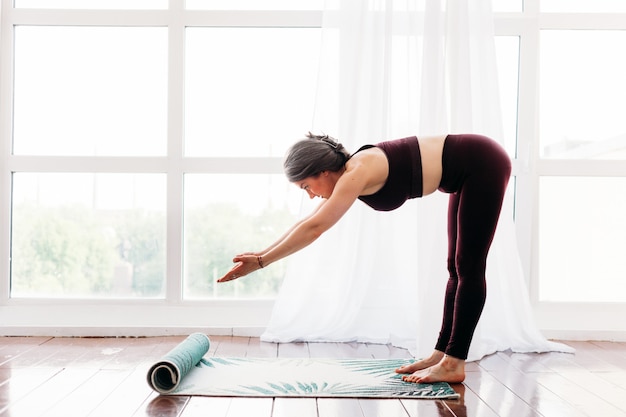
[344, 146, 389, 194]
[350, 143, 377, 157]
[349, 144, 386, 163]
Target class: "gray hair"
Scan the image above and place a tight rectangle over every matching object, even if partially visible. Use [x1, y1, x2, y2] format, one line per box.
[283, 133, 351, 183]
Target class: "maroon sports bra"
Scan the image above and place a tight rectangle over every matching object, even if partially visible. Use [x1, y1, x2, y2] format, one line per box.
[354, 136, 423, 211]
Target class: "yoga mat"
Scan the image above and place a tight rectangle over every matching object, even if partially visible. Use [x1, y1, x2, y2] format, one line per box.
[147, 333, 211, 394]
[146, 334, 460, 399]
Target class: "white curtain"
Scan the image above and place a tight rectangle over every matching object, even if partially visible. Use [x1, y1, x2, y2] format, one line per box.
[261, 0, 573, 361]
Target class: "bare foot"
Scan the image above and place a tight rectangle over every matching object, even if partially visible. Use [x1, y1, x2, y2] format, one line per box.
[401, 355, 466, 384]
[395, 350, 444, 374]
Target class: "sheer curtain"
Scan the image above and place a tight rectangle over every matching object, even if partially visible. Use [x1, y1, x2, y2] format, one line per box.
[261, 0, 573, 361]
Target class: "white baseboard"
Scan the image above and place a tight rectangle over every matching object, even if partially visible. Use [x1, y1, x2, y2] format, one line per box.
[542, 329, 626, 342]
[2, 326, 625, 343]
[0, 326, 266, 338]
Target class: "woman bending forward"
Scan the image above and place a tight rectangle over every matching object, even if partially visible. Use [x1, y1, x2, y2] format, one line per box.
[218, 132, 511, 384]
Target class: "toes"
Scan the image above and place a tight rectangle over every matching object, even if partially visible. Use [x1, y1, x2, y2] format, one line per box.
[402, 374, 418, 383]
[405, 375, 428, 384]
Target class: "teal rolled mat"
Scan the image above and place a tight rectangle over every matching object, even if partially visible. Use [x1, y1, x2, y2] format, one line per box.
[147, 333, 211, 394]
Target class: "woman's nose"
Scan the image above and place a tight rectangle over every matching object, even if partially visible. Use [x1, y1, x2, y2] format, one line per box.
[307, 189, 316, 199]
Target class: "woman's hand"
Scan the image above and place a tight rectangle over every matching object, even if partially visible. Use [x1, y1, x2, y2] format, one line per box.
[217, 254, 262, 283]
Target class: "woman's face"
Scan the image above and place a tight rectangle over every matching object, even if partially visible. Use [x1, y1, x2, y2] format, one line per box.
[295, 171, 337, 199]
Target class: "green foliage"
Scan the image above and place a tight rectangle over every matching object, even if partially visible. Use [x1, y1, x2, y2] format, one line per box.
[11, 201, 296, 299]
[184, 203, 297, 298]
[111, 209, 165, 296]
[12, 203, 119, 296]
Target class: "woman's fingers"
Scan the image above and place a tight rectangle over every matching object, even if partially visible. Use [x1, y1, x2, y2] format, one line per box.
[217, 262, 244, 282]
[219, 253, 262, 283]
[235, 251, 256, 258]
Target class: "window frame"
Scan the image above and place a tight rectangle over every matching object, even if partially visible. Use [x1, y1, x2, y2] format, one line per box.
[0, 1, 323, 334]
[510, 1, 626, 339]
[1, 0, 626, 339]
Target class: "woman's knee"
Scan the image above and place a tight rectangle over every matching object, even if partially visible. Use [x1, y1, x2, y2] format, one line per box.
[454, 254, 487, 281]
[447, 258, 457, 277]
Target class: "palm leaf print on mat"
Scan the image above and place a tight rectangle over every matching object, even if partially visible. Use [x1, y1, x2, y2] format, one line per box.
[172, 357, 459, 399]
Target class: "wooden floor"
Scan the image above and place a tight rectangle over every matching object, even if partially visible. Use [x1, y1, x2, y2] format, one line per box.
[1, 336, 625, 417]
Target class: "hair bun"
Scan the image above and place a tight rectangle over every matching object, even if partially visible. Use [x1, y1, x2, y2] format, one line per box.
[307, 132, 341, 150]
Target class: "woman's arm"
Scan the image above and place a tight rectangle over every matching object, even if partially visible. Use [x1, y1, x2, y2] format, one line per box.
[248, 202, 325, 256]
[217, 160, 371, 282]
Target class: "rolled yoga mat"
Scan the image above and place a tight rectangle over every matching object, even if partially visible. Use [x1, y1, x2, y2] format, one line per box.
[147, 333, 211, 394]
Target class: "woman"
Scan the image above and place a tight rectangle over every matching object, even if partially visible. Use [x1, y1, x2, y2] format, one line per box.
[218, 132, 511, 384]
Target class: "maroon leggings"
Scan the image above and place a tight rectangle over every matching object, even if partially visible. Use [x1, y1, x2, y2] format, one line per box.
[435, 134, 512, 360]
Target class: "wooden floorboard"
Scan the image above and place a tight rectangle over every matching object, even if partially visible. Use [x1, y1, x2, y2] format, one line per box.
[0, 336, 625, 417]
[273, 398, 318, 417]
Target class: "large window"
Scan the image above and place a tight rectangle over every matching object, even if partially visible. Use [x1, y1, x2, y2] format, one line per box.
[7, 14, 320, 301]
[537, 28, 626, 304]
[1, 0, 626, 337]
[529, 2, 626, 335]
[0, 1, 323, 330]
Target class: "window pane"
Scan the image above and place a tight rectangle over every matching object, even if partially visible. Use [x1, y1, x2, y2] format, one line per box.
[541, 0, 626, 13]
[495, 36, 520, 157]
[183, 174, 306, 299]
[186, 0, 322, 9]
[539, 177, 626, 302]
[15, 0, 167, 9]
[492, 0, 522, 12]
[540, 31, 626, 159]
[185, 28, 321, 157]
[13, 27, 168, 156]
[11, 173, 166, 298]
